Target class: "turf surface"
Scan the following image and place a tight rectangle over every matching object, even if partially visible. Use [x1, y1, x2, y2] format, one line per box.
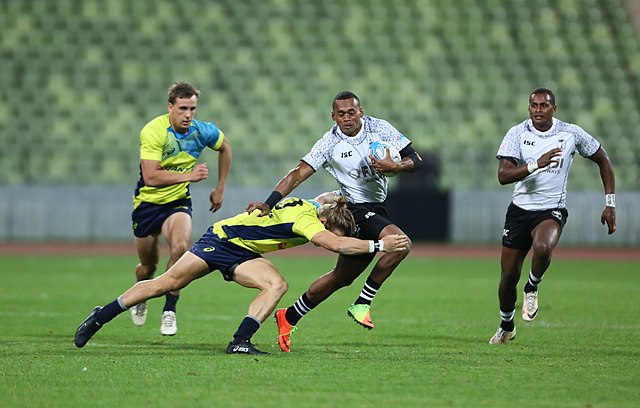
[1, 254, 638, 407]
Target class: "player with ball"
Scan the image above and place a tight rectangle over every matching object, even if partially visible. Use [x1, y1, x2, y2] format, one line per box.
[246, 91, 423, 352]
[368, 141, 403, 177]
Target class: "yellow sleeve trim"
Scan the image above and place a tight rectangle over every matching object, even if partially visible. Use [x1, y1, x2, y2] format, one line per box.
[211, 130, 225, 150]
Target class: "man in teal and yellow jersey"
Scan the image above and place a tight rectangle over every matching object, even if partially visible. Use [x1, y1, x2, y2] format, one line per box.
[131, 82, 232, 336]
[75, 192, 409, 354]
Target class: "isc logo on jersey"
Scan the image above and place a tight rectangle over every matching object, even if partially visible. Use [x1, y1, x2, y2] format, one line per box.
[368, 141, 401, 177]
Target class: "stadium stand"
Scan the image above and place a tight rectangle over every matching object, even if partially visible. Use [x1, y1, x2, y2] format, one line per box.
[0, 0, 638, 191]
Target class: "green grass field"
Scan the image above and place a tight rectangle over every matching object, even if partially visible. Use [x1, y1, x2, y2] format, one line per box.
[1, 253, 638, 408]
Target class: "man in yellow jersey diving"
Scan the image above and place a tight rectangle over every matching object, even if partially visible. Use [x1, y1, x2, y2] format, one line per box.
[75, 192, 409, 354]
[131, 82, 232, 336]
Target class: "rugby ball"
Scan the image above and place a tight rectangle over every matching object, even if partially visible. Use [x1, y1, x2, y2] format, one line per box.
[368, 141, 401, 177]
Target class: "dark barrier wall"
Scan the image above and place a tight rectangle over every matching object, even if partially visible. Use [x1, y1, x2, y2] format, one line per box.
[387, 190, 450, 242]
[386, 151, 450, 242]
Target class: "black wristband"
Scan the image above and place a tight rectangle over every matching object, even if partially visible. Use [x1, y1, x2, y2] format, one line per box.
[265, 191, 283, 208]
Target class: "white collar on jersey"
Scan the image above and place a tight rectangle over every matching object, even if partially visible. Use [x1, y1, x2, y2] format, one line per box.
[526, 117, 558, 137]
[334, 118, 366, 143]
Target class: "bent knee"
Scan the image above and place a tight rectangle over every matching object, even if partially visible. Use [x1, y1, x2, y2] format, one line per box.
[169, 243, 190, 259]
[272, 277, 288, 296]
[387, 236, 412, 259]
[402, 236, 412, 255]
[136, 263, 157, 278]
[260, 276, 288, 299]
[383, 233, 412, 256]
[531, 242, 553, 258]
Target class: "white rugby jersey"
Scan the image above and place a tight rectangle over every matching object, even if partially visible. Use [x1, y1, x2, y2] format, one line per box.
[496, 118, 601, 210]
[302, 116, 411, 203]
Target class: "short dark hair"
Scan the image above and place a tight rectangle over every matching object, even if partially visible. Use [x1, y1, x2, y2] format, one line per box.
[334, 91, 360, 103]
[530, 87, 556, 106]
[168, 82, 200, 103]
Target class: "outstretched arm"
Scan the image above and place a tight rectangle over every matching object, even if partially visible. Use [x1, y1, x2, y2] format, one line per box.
[245, 161, 315, 216]
[588, 147, 616, 234]
[209, 138, 232, 212]
[310, 230, 410, 256]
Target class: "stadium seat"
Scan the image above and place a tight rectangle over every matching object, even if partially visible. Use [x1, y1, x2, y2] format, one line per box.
[0, 0, 638, 190]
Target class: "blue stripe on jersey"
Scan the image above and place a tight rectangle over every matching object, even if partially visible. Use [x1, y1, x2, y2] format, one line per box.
[221, 223, 298, 241]
[169, 119, 220, 159]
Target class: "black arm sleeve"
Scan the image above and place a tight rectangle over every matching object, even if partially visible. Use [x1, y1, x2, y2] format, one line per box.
[399, 144, 423, 172]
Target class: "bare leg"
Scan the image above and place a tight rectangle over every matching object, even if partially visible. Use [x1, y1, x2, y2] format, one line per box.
[530, 219, 562, 281]
[121, 252, 209, 308]
[131, 234, 159, 325]
[233, 258, 288, 323]
[134, 234, 160, 281]
[161, 212, 193, 297]
[306, 255, 370, 304]
[228, 258, 288, 350]
[488, 245, 527, 343]
[367, 224, 412, 284]
[351, 223, 411, 320]
[74, 250, 209, 348]
[499, 246, 528, 313]
[286, 224, 409, 329]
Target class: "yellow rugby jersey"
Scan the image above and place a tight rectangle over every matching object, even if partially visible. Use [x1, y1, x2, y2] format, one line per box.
[133, 114, 225, 208]
[212, 198, 326, 254]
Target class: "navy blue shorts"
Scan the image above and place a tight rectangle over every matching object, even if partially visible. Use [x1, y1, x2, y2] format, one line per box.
[132, 198, 192, 238]
[189, 226, 262, 281]
[502, 202, 568, 250]
[346, 201, 393, 262]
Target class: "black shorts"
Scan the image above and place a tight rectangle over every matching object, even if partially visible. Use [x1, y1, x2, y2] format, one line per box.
[189, 226, 262, 281]
[346, 201, 393, 261]
[131, 198, 192, 238]
[502, 202, 568, 250]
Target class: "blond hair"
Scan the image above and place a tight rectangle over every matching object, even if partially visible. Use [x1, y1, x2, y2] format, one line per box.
[317, 196, 356, 236]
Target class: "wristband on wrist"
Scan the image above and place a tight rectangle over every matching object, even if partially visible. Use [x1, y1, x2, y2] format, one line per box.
[605, 193, 616, 208]
[527, 161, 539, 174]
[368, 240, 383, 253]
[264, 191, 283, 208]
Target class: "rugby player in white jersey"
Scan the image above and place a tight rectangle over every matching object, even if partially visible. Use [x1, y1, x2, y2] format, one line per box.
[245, 91, 422, 352]
[489, 88, 617, 344]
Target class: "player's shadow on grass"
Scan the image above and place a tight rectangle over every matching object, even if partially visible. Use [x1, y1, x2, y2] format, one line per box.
[310, 331, 490, 352]
[67, 341, 228, 355]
